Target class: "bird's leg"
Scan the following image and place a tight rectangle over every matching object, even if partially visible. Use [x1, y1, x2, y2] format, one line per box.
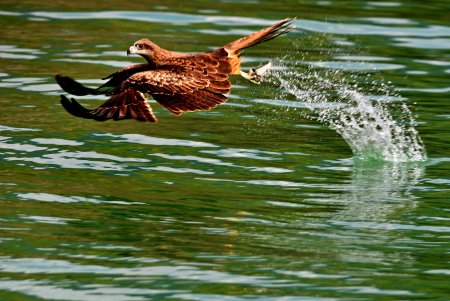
[239, 60, 274, 84]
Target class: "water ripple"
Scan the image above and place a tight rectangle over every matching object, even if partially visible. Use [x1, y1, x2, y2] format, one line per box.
[96, 133, 218, 148]
[17, 192, 145, 205]
[0, 257, 293, 287]
[5, 150, 149, 171]
[172, 294, 337, 301]
[360, 17, 417, 25]
[394, 37, 450, 49]
[201, 148, 280, 161]
[19, 215, 78, 225]
[0, 279, 180, 301]
[53, 58, 131, 68]
[3, 10, 448, 39]
[0, 125, 41, 132]
[329, 220, 450, 233]
[0, 136, 47, 152]
[307, 60, 404, 71]
[144, 166, 213, 175]
[151, 153, 293, 174]
[295, 20, 449, 37]
[0, 45, 45, 60]
[30, 138, 84, 146]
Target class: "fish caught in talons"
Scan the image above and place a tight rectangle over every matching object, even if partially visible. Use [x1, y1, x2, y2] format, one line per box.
[240, 60, 275, 84]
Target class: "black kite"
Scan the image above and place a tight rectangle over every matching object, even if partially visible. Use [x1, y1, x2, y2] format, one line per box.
[55, 18, 295, 122]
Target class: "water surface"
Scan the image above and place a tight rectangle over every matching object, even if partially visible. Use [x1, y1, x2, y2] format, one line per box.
[0, 1, 449, 300]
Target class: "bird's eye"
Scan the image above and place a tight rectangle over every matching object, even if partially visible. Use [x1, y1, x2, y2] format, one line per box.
[137, 44, 144, 49]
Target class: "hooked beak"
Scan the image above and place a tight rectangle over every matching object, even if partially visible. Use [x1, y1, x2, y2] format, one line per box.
[127, 45, 138, 56]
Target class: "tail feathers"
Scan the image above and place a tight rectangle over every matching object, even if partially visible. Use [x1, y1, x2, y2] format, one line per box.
[224, 18, 295, 56]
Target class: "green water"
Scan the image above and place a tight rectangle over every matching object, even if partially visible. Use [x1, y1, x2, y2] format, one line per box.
[0, 1, 449, 300]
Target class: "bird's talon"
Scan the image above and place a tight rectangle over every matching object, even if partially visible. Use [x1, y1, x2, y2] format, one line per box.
[240, 60, 275, 84]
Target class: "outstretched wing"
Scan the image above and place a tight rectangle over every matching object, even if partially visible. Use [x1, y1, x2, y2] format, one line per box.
[58, 54, 233, 122]
[152, 90, 228, 116]
[124, 55, 232, 115]
[55, 63, 151, 96]
[60, 89, 157, 122]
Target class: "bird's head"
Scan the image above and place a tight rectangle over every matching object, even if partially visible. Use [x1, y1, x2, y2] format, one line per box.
[127, 39, 158, 62]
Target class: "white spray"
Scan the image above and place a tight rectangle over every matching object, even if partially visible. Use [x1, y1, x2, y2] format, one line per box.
[267, 59, 426, 163]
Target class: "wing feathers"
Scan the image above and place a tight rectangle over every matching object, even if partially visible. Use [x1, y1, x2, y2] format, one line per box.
[60, 95, 108, 121]
[55, 63, 154, 96]
[207, 80, 231, 94]
[60, 89, 157, 122]
[55, 75, 101, 96]
[153, 90, 227, 115]
[224, 18, 295, 56]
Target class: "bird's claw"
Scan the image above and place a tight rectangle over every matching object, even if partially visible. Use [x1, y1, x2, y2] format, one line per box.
[240, 61, 274, 84]
[241, 69, 262, 84]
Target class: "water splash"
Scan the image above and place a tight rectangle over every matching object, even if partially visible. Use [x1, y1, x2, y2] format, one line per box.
[267, 56, 426, 163]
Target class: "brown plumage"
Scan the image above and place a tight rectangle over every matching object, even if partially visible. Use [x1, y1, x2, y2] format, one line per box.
[56, 18, 295, 122]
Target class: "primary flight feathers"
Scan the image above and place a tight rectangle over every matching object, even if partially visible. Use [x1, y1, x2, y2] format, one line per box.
[55, 18, 295, 122]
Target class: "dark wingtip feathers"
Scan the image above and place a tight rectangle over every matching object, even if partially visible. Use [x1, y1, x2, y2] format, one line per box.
[55, 74, 100, 96]
[60, 95, 107, 121]
[59, 91, 158, 123]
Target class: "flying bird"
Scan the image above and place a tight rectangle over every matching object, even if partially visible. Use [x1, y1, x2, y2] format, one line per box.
[55, 18, 295, 123]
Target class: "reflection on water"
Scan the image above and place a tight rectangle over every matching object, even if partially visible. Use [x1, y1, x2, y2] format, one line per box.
[333, 160, 424, 221]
